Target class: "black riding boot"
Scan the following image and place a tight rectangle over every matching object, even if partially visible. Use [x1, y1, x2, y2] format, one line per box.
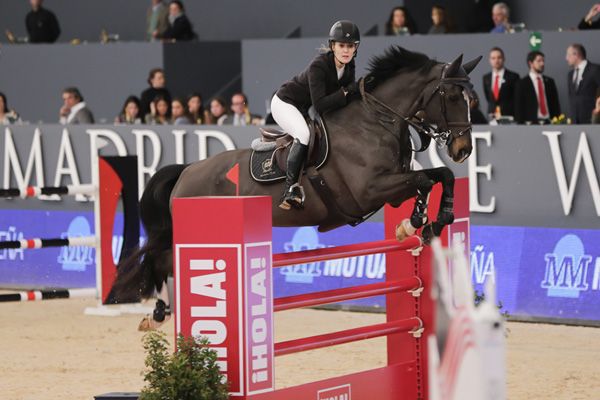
[279, 139, 308, 210]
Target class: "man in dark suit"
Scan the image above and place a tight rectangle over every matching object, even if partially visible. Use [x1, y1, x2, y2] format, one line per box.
[566, 44, 600, 123]
[25, 0, 61, 43]
[515, 51, 561, 124]
[482, 47, 519, 119]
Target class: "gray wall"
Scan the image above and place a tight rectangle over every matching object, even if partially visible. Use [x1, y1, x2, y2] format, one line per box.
[242, 30, 600, 119]
[0, 0, 403, 43]
[0, 43, 163, 123]
[509, 0, 593, 31]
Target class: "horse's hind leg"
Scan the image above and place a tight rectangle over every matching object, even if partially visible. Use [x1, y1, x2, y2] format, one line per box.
[139, 250, 174, 331]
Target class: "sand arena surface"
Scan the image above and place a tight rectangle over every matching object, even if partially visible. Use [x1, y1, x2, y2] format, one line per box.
[1, 297, 599, 400]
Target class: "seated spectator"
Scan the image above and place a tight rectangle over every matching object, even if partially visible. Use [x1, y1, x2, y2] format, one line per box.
[566, 44, 600, 124]
[515, 51, 561, 124]
[579, 3, 600, 29]
[428, 5, 455, 34]
[0, 92, 22, 125]
[158, 1, 196, 42]
[26, 0, 61, 43]
[140, 68, 172, 117]
[592, 93, 600, 123]
[223, 93, 263, 126]
[59, 87, 94, 124]
[144, 95, 171, 125]
[206, 97, 229, 125]
[115, 96, 142, 124]
[171, 98, 192, 124]
[147, 0, 169, 41]
[187, 93, 205, 124]
[490, 2, 511, 33]
[385, 6, 418, 35]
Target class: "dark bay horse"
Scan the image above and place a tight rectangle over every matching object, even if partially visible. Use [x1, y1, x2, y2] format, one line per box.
[112, 47, 481, 327]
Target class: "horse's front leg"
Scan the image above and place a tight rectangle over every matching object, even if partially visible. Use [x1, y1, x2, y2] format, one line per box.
[419, 167, 455, 244]
[395, 171, 433, 240]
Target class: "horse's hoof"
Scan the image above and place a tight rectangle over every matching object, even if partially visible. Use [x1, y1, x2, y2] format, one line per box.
[395, 219, 416, 241]
[138, 314, 171, 331]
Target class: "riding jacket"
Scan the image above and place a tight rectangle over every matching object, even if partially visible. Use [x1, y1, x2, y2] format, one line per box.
[276, 51, 356, 116]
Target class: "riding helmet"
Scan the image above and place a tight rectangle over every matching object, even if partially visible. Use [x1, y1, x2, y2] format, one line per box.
[328, 20, 360, 45]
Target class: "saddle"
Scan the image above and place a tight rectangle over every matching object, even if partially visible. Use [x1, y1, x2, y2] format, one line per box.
[250, 114, 329, 182]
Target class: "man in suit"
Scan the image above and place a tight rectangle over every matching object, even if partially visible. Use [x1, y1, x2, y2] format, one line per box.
[59, 87, 94, 124]
[482, 47, 519, 119]
[515, 51, 561, 124]
[566, 44, 600, 123]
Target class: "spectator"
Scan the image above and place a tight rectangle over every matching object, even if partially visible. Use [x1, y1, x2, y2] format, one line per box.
[206, 96, 229, 125]
[187, 93, 205, 124]
[515, 51, 561, 124]
[140, 68, 172, 118]
[144, 95, 171, 124]
[158, 1, 196, 42]
[25, 0, 60, 43]
[566, 44, 600, 123]
[385, 7, 418, 35]
[578, 3, 600, 29]
[0, 92, 22, 125]
[428, 5, 455, 34]
[490, 2, 510, 33]
[171, 98, 192, 124]
[224, 93, 263, 126]
[592, 93, 600, 123]
[469, 92, 489, 124]
[59, 87, 94, 124]
[147, 0, 169, 41]
[115, 96, 142, 124]
[465, 0, 494, 33]
[482, 47, 519, 119]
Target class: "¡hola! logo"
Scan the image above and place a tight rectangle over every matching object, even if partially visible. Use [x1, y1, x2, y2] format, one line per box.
[317, 384, 351, 400]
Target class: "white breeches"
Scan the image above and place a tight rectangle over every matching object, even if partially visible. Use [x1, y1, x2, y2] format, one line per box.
[270, 95, 310, 145]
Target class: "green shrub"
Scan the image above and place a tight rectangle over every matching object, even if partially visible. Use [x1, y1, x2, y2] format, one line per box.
[139, 331, 229, 400]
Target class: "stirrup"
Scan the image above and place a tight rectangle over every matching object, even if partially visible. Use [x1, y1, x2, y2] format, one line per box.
[279, 183, 305, 210]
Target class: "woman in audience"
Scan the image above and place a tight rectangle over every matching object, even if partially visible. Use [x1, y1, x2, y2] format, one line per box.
[207, 96, 229, 125]
[145, 95, 171, 125]
[115, 95, 142, 124]
[428, 5, 455, 34]
[140, 68, 171, 118]
[159, 0, 196, 41]
[171, 97, 192, 124]
[385, 6, 418, 35]
[592, 93, 600, 124]
[187, 93, 205, 124]
[0, 92, 21, 125]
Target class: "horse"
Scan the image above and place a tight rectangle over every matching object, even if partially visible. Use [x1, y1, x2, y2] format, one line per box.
[111, 46, 481, 328]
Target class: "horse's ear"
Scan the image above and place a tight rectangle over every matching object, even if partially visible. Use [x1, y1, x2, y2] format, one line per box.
[462, 56, 483, 75]
[445, 54, 463, 77]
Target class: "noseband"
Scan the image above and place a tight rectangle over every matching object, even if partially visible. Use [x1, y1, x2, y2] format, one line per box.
[360, 63, 475, 151]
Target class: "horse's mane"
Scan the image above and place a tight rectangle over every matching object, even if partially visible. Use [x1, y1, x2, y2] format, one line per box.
[367, 46, 438, 88]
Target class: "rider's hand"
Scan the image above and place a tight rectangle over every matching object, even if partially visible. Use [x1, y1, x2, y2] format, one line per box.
[345, 81, 359, 95]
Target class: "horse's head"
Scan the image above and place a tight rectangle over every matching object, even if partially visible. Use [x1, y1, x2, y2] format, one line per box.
[408, 54, 482, 163]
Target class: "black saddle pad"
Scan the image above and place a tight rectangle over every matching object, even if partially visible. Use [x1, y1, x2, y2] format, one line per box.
[250, 119, 329, 183]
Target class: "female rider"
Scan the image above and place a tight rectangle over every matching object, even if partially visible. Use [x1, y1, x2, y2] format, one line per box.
[271, 20, 361, 210]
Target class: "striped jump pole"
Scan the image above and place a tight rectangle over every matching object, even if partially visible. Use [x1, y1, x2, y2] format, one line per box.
[0, 288, 97, 303]
[0, 184, 96, 199]
[0, 236, 97, 250]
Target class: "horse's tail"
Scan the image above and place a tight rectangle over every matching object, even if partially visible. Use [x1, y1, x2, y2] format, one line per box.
[110, 163, 187, 303]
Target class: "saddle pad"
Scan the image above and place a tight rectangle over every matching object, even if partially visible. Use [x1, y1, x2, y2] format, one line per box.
[250, 122, 330, 183]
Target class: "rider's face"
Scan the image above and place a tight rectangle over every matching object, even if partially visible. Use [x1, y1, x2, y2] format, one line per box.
[332, 42, 356, 65]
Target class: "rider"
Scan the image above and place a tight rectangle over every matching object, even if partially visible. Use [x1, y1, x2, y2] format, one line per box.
[271, 20, 361, 210]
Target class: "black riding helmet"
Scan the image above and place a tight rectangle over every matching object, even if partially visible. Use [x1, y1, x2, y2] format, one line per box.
[328, 20, 360, 46]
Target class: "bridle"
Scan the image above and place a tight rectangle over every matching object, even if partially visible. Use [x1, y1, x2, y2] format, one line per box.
[360, 63, 475, 151]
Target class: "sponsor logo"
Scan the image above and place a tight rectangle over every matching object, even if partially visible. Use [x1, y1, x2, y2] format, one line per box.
[318, 384, 351, 400]
[471, 244, 495, 285]
[541, 234, 596, 298]
[58, 216, 94, 271]
[0, 225, 25, 261]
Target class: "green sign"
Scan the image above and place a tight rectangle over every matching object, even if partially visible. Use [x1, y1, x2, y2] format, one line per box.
[529, 32, 542, 51]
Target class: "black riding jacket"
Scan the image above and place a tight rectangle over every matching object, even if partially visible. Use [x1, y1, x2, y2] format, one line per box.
[276, 51, 356, 116]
